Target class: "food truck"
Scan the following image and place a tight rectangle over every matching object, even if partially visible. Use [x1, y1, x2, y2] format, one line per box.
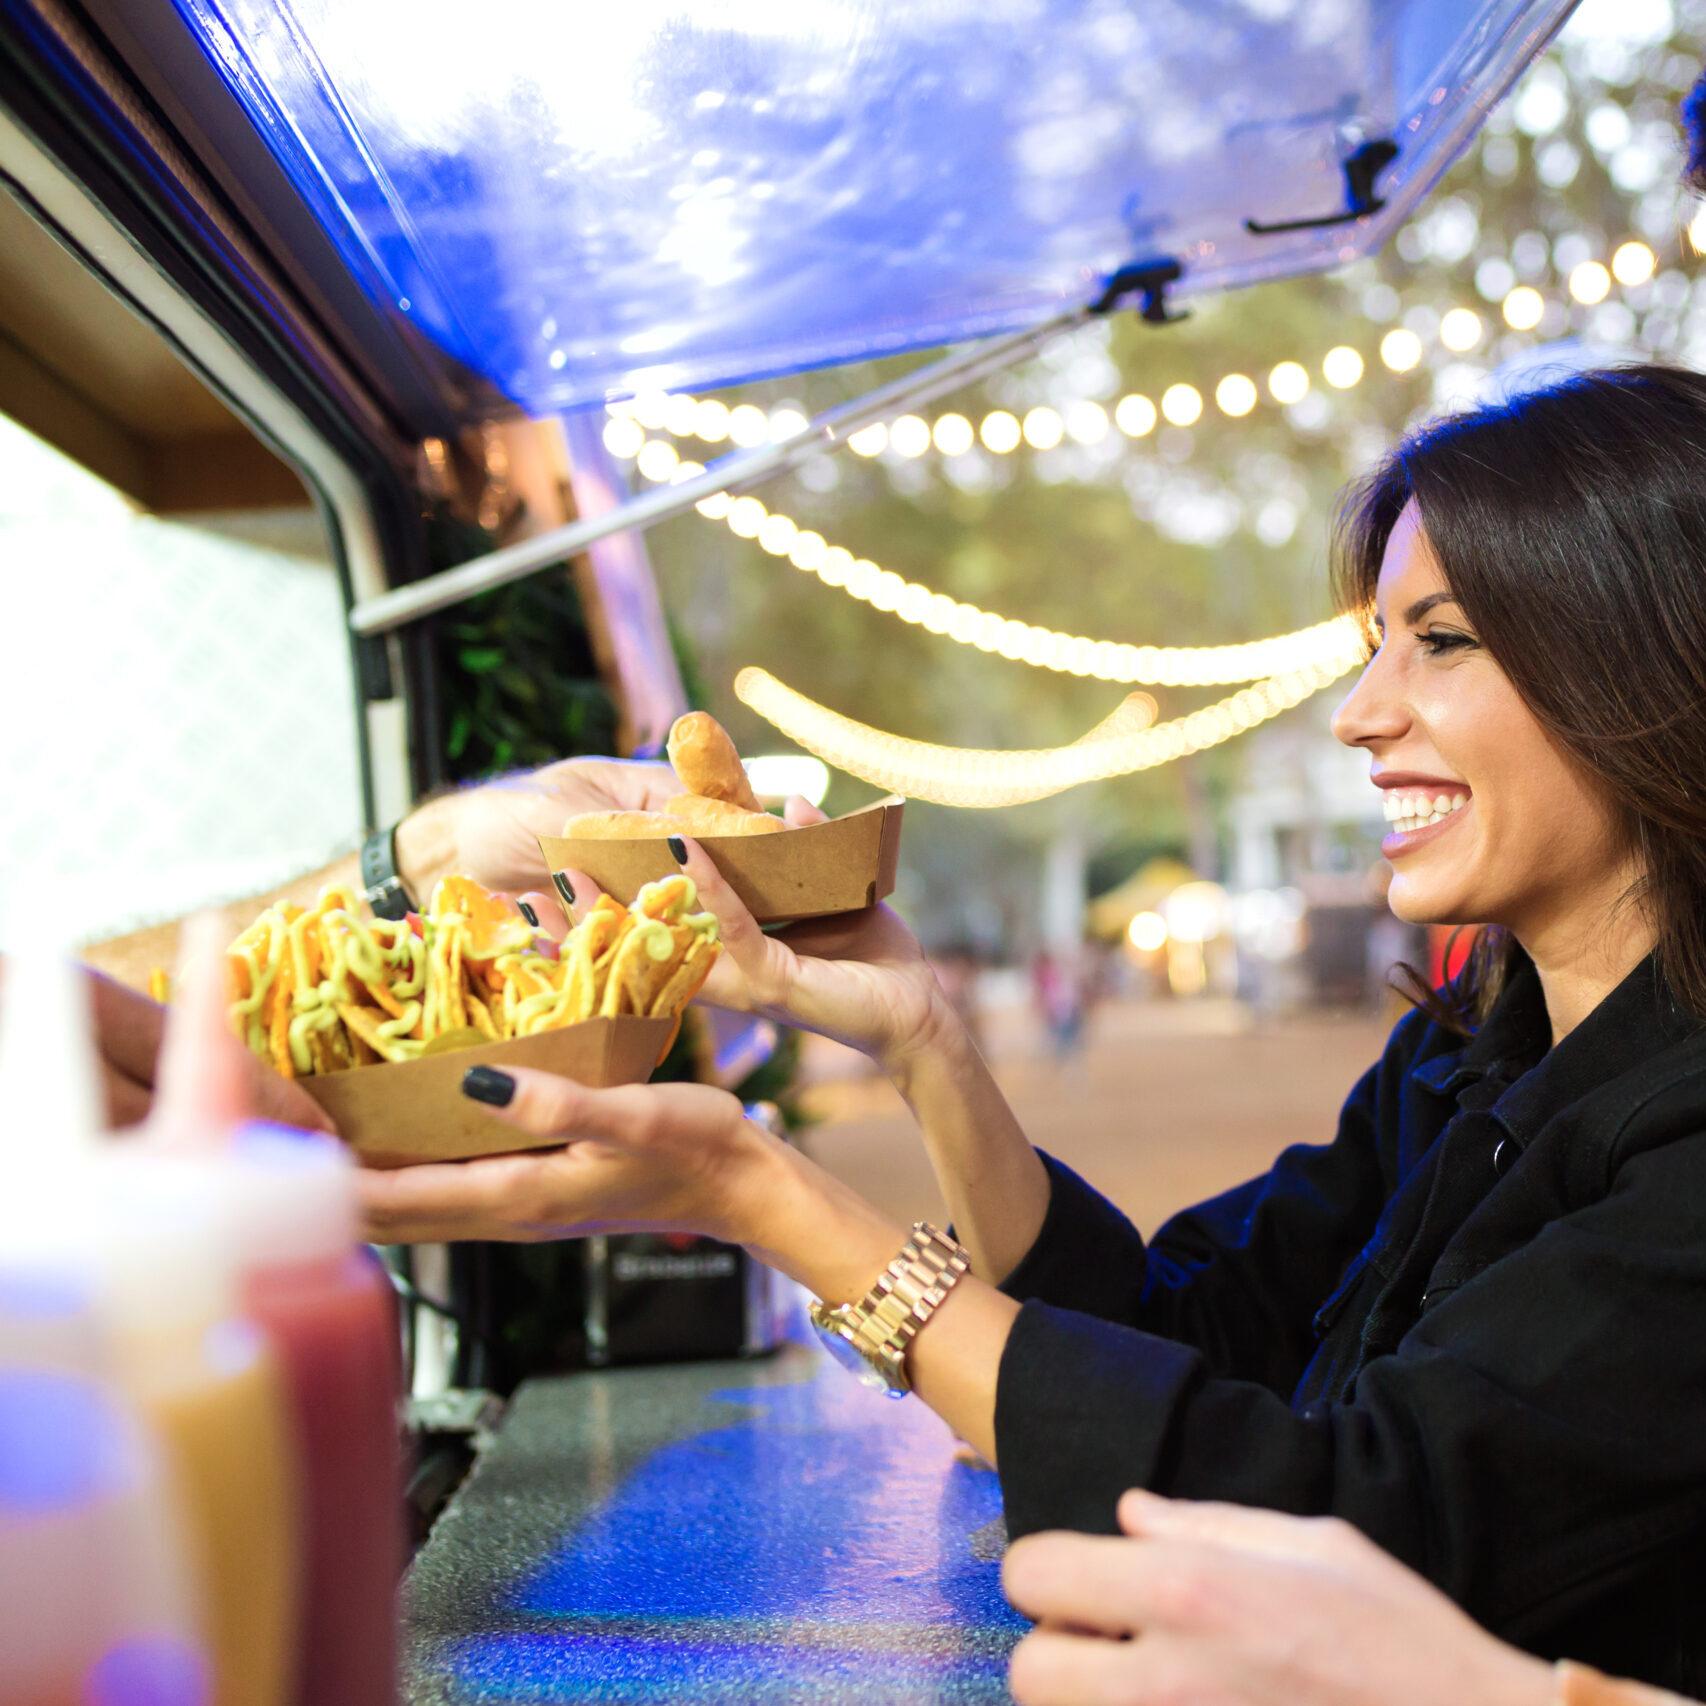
[0, 2, 1580, 1699]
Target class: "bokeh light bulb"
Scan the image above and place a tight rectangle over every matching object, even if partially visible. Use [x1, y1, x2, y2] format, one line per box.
[980, 410, 1021, 453]
[1268, 361, 1310, 404]
[1215, 374, 1257, 417]
[1321, 347, 1365, 388]
[1022, 407, 1064, 450]
[1568, 261, 1612, 305]
[1501, 286, 1544, 330]
[1115, 394, 1158, 438]
[932, 413, 975, 456]
[601, 417, 644, 459]
[1379, 328, 1423, 372]
[1610, 241, 1655, 286]
[1128, 911, 1168, 953]
[1161, 383, 1203, 427]
[890, 415, 931, 458]
[1439, 308, 1484, 352]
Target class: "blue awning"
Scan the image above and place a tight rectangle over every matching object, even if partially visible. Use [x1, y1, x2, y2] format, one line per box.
[165, 0, 1576, 416]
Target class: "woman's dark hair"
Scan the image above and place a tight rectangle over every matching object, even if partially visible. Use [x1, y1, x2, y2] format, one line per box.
[1331, 364, 1706, 1031]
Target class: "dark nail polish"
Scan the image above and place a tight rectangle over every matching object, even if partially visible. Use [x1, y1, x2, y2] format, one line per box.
[462, 1066, 516, 1107]
[518, 900, 539, 927]
[667, 836, 687, 865]
[552, 872, 576, 908]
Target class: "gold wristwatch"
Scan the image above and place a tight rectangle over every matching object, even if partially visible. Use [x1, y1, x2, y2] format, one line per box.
[808, 1222, 971, 1398]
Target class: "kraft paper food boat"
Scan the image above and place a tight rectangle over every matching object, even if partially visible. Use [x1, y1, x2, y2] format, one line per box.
[302, 1015, 678, 1168]
[538, 796, 905, 925]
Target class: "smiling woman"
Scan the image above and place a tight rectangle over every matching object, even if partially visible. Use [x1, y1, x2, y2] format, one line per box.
[357, 365, 1706, 1700]
[1330, 365, 1706, 1038]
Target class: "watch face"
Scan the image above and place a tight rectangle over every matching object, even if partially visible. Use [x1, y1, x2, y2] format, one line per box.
[812, 1309, 908, 1396]
[813, 1315, 871, 1379]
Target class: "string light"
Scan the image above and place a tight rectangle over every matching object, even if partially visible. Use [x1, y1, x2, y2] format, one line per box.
[1379, 329, 1423, 372]
[1610, 240, 1655, 286]
[619, 237, 1672, 471]
[1161, 383, 1203, 426]
[1568, 260, 1611, 305]
[1321, 347, 1365, 389]
[933, 413, 975, 456]
[1065, 400, 1111, 444]
[1115, 394, 1158, 437]
[1268, 361, 1310, 405]
[628, 444, 1364, 684]
[1439, 308, 1485, 352]
[734, 655, 1358, 807]
[1502, 286, 1544, 330]
[1215, 374, 1258, 417]
[890, 415, 931, 457]
[1023, 407, 1065, 449]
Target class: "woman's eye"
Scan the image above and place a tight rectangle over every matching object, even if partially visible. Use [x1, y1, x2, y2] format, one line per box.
[1415, 628, 1476, 656]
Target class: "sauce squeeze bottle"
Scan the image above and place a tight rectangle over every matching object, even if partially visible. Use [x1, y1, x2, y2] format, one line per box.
[156, 916, 402, 1706]
[0, 934, 209, 1704]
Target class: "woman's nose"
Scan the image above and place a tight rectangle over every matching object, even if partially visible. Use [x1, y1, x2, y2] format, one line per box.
[1330, 648, 1410, 749]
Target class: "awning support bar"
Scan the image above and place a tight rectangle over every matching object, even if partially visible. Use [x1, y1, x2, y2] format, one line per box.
[348, 303, 1100, 637]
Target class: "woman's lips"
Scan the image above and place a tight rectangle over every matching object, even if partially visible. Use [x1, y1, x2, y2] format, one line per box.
[1382, 798, 1472, 857]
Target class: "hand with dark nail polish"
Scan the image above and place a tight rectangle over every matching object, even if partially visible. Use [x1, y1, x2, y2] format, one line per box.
[518, 900, 539, 927]
[462, 1065, 516, 1107]
[667, 836, 687, 865]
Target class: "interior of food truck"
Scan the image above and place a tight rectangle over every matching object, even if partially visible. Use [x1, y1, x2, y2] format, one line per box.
[6, 0, 1665, 1700]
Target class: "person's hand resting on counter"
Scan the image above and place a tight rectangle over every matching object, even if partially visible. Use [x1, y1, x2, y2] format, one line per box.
[1003, 1493, 1685, 1706]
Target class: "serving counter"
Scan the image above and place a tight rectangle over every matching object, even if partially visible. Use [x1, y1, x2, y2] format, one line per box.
[402, 1337, 1026, 1705]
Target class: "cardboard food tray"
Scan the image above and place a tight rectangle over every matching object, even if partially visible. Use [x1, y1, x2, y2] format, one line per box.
[303, 1015, 678, 1168]
[537, 796, 905, 925]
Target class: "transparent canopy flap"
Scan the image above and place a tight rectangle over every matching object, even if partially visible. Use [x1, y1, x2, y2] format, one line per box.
[168, 0, 1575, 414]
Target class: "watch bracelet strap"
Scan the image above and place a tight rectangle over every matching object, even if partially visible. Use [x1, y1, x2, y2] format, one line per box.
[359, 824, 414, 920]
[853, 1223, 971, 1371]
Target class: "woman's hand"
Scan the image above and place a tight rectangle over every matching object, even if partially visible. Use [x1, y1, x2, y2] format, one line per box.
[534, 798, 958, 1073]
[394, 756, 678, 899]
[354, 1064, 910, 1311]
[355, 1068, 777, 1246]
[1003, 1493, 1553, 1706]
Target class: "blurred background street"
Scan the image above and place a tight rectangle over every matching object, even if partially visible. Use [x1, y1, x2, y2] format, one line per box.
[802, 992, 1391, 1237]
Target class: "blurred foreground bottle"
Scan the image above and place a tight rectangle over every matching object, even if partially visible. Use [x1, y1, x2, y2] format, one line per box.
[0, 930, 299, 1706]
[149, 917, 401, 1706]
[223, 1124, 403, 1706]
[0, 935, 207, 1703]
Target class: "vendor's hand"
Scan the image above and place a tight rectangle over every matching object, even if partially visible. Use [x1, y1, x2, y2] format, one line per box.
[393, 756, 677, 899]
[1003, 1493, 1552, 1706]
[5, 954, 333, 1132]
[533, 798, 957, 1073]
[355, 1068, 771, 1245]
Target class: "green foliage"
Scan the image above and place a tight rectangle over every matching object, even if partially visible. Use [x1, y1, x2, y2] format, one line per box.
[429, 513, 620, 783]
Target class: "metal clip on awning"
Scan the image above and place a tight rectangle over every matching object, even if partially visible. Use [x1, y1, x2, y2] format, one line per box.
[346, 262, 1185, 639]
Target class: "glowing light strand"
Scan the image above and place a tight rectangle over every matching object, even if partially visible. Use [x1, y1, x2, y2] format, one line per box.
[642, 456, 1362, 686]
[611, 239, 1662, 464]
[734, 656, 1360, 808]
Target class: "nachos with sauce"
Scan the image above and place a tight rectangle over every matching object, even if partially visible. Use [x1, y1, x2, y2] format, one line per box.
[219, 874, 719, 1079]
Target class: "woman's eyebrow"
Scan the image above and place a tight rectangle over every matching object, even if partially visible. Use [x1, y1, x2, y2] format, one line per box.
[1403, 591, 1462, 623]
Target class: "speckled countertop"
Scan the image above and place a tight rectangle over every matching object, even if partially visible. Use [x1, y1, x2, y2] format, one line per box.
[402, 1339, 1024, 1705]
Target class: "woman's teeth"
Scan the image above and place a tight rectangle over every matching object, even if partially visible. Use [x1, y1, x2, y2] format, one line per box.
[1383, 789, 1469, 834]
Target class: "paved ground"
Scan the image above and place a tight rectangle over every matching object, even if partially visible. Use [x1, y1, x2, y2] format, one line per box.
[799, 997, 1392, 1237]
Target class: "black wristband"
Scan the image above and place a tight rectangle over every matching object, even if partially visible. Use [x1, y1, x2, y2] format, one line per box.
[359, 825, 415, 920]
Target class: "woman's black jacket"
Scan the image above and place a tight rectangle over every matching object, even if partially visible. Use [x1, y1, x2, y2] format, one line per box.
[993, 950, 1706, 1694]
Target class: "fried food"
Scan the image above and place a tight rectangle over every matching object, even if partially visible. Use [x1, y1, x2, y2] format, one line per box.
[664, 795, 786, 835]
[668, 711, 763, 811]
[208, 874, 718, 1080]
